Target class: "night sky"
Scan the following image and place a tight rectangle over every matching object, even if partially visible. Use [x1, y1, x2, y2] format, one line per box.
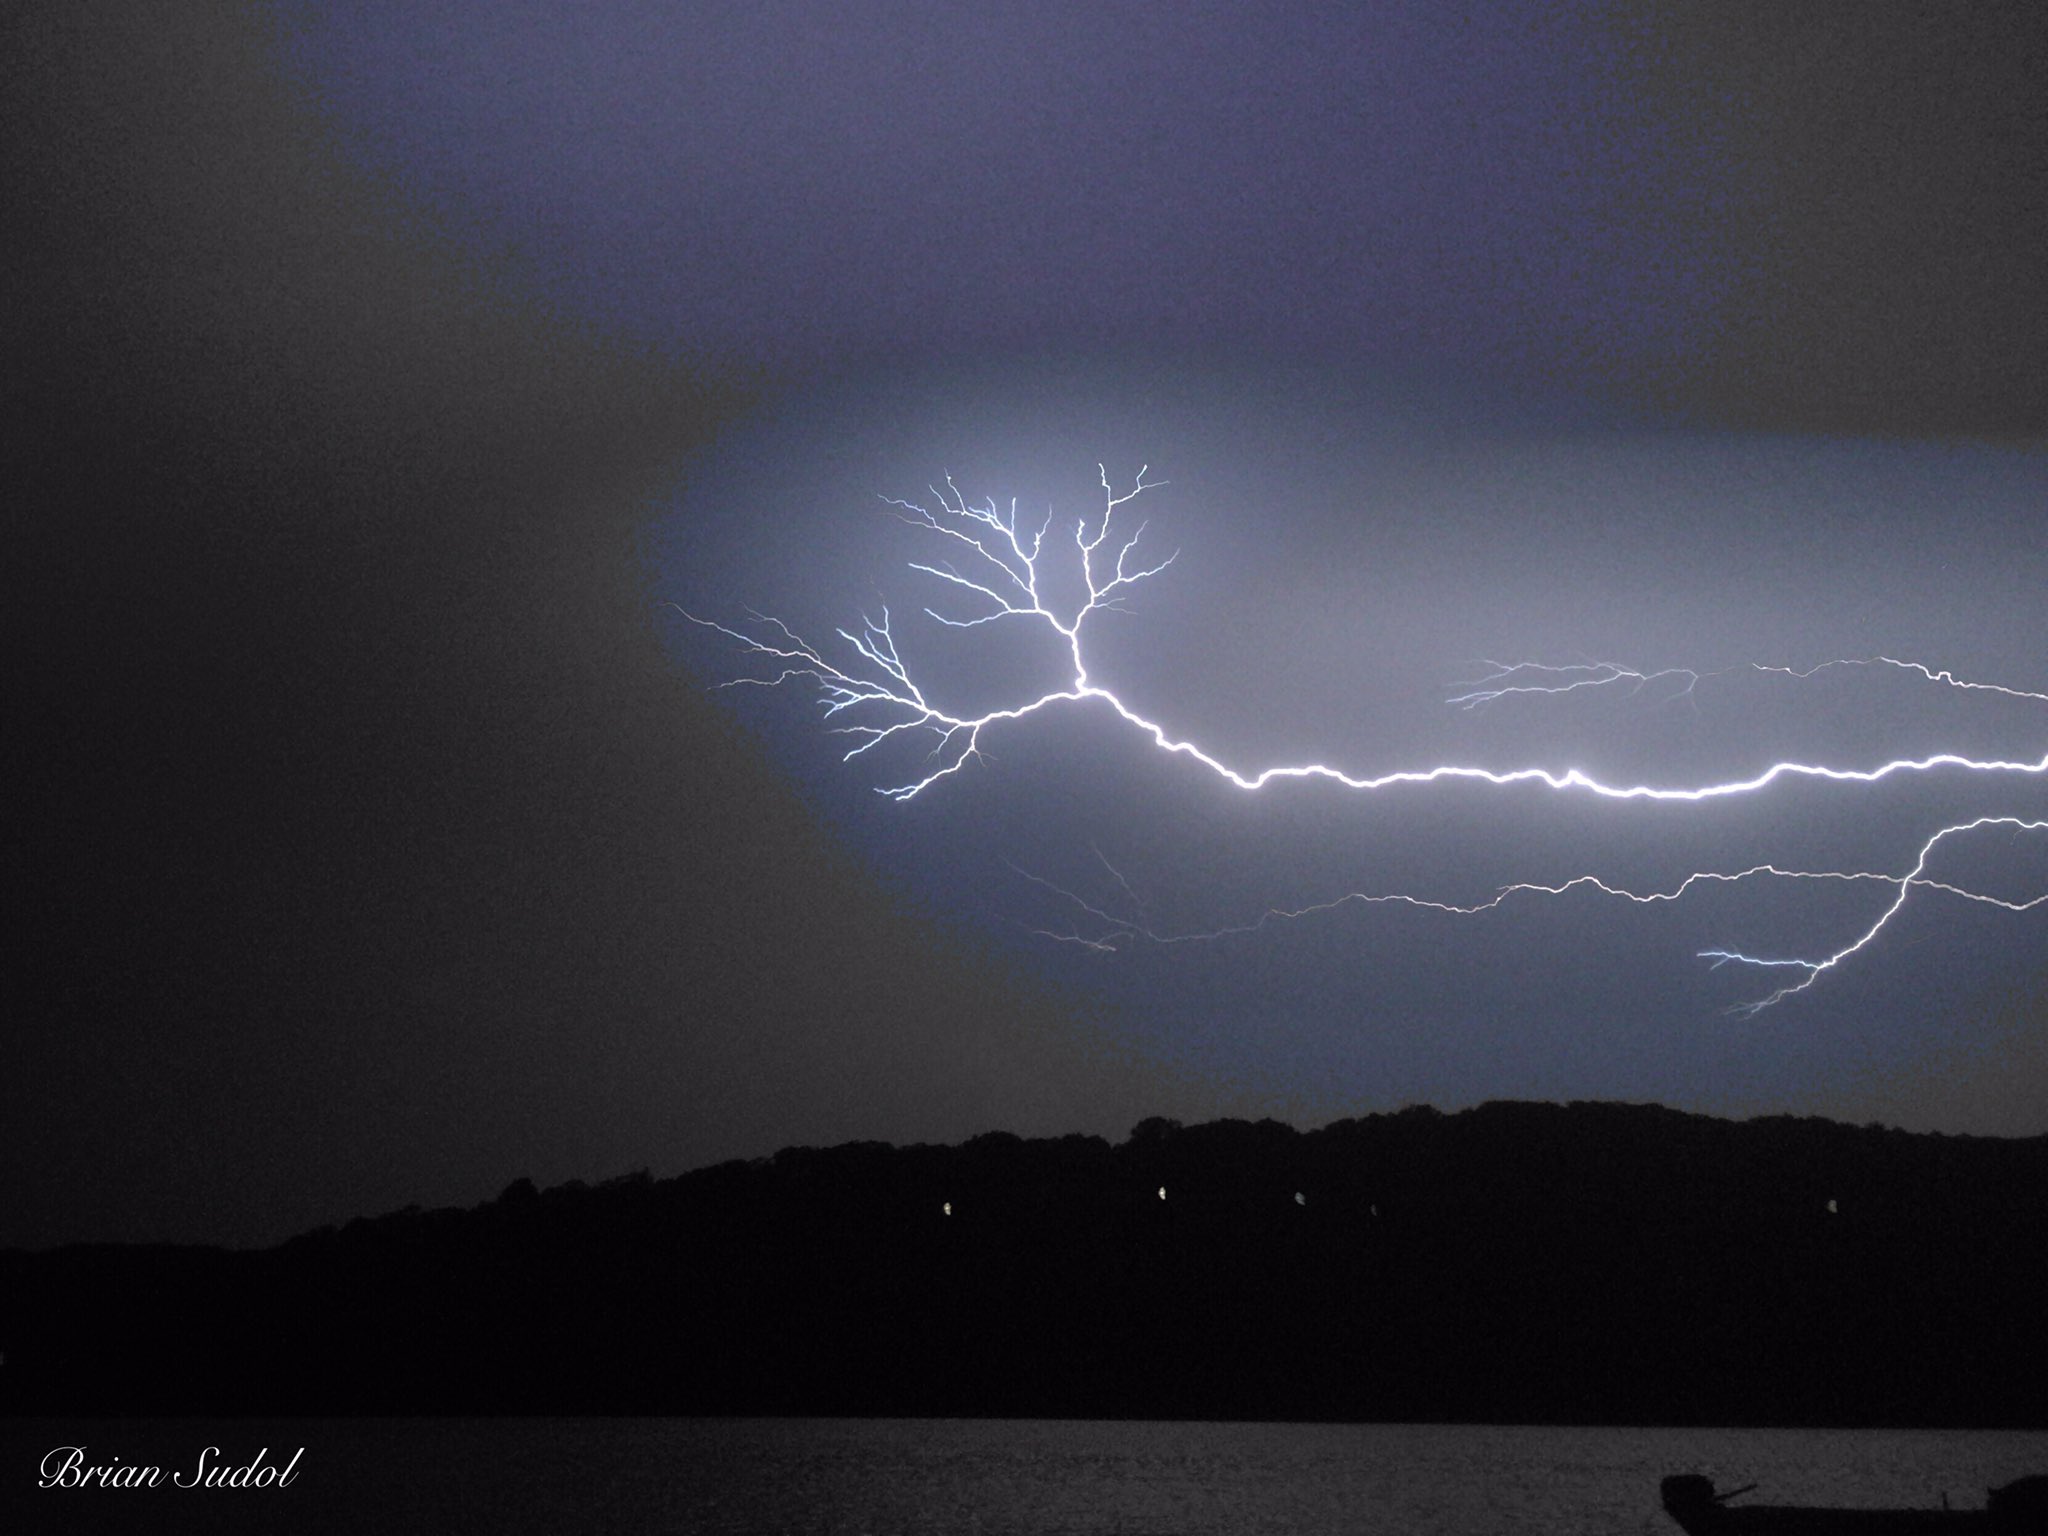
[11, 3, 2044, 1252]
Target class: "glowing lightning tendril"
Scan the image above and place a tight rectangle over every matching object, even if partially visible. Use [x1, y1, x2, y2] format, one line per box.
[1448, 656, 2048, 711]
[1021, 819, 2047, 1017]
[681, 467, 2046, 1012]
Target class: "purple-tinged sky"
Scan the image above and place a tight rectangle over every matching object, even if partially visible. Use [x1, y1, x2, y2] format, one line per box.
[279, 1, 1723, 384]
[10, 1, 2044, 1250]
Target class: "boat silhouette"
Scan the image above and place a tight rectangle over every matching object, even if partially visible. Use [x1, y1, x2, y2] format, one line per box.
[1661, 1474, 2048, 1534]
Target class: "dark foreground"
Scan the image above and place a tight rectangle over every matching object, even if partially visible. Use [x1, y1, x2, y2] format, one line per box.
[1661, 1472, 2048, 1534]
[4, 1102, 2044, 1422]
[8, 1419, 2044, 1536]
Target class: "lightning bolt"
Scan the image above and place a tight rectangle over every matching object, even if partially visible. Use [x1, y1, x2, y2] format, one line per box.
[1018, 818, 2047, 1014]
[1699, 816, 2047, 1015]
[678, 466, 1176, 801]
[679, 467, 2046, 1011]
[1448, 655, 2048, 710]
[1446, 660, 1706, 710]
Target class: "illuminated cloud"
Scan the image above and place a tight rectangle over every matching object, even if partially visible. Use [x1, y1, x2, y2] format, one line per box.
[686, 465, 2045, 1014]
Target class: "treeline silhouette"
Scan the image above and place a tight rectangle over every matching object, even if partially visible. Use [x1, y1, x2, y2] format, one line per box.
[4, 1103, 2044, 1424]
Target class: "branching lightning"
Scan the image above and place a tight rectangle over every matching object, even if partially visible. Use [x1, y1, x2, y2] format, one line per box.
[1448, 655, 2048, 710]
[680, 467, 1176, 801]
[1022, 818, 2047, 1015]
[1698, 816, 2047, 1014]
[681, 467, 2046, 1012]
[1446, 660, 1707, 710]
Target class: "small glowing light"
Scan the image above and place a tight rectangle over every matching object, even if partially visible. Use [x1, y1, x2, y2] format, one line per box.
[1294, 1191, 1306, 1206]
[1826, 1198, 1837, 1214]
[1158, 1186, 1166, 1201]
[942, 1201, 951, 1216]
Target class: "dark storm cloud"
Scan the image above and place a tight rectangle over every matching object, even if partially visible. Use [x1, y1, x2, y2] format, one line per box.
[9, 6, 1228, 1250]
[283, 2, 2047, 433]
[281, 0, 1724, 389]
[1635, 2, 2048, 436]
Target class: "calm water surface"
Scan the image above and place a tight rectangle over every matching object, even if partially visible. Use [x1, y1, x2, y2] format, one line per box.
[13, 1418, 2044, 1534]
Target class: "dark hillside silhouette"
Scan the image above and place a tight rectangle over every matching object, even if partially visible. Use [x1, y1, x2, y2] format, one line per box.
[4, 1103, 2043, 1424]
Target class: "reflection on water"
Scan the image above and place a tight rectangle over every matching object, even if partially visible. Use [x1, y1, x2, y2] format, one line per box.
[16, 1418, 2040, 1535]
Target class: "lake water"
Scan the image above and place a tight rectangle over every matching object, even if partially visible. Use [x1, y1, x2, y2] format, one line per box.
[10, 1418, 2044, 1534]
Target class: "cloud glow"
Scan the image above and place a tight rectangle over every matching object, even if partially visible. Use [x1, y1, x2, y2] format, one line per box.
[684, 468, 2045, 1012]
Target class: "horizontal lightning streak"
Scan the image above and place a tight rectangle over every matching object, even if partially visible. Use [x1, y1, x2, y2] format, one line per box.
[681, 465, 2046, 1011]
[1023, 822, 2046, 1010]
[1449, 655, 2048, 710]
[682, 625, 2048, 807]
[1447, 659, 1705, 709]
[1020, 844, 2046, 952]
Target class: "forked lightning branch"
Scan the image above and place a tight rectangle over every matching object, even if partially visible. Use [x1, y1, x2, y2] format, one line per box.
[682, 468, 2045, 1013]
